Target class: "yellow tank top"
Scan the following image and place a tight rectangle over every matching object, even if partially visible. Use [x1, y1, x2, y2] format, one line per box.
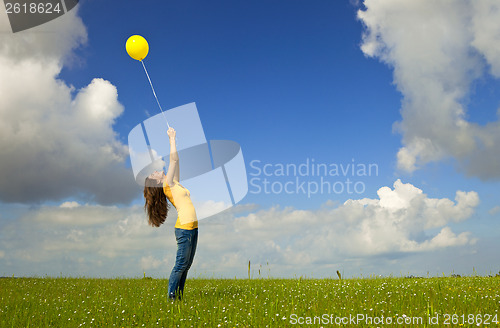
[163, 179, 198, 230]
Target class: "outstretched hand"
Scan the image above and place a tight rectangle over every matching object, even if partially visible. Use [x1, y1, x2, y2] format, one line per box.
[167, 127, 176, 140]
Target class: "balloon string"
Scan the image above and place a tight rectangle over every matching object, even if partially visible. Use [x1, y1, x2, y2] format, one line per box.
[141, 60, 170, 128]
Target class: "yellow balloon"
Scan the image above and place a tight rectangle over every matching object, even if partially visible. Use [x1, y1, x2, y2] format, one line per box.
[126, 35, 149, 61]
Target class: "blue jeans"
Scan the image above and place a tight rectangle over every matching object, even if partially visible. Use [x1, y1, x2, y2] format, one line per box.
[168, 228, 198, 300]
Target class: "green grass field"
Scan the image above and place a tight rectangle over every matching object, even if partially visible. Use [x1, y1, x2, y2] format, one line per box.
[1, 276, 498, 327]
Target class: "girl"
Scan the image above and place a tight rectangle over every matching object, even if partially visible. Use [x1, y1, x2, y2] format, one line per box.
[143, 127, 198, 301]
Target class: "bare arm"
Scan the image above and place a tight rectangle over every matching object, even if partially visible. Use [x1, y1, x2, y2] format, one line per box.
[165, 127, 179, 186]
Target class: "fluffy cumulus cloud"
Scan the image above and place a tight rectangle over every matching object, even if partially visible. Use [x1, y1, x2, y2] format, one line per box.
[0, 8, 138, 204]
[226, 180, 478, 264]
[0, 202, 177, 277]
[358, 0, 500, 179]
[0, 180, 481, 278]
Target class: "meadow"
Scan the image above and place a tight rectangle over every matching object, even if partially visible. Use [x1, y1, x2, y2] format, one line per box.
[1, 275, 498, 327]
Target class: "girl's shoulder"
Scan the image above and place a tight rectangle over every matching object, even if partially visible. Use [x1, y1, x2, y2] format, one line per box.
[164, 179, 181, 188]
[165, 178, 189, 190]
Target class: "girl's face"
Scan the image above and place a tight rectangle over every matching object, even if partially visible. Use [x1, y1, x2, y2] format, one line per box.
[149, 170, 165, 185]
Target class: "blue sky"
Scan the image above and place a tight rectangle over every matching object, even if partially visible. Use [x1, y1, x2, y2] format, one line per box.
[0, 0, 499, 278]
[65, 0, 402, 206]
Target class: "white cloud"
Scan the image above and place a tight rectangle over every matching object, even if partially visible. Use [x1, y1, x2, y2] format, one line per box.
[0, 180, 481, 278]
[471, 0, 500, 77]
[358, 0, 500, 179]
[60, 201, 80, 209]
[489, 205, 500, 215]
[1, 203, 176, 266]
[0, 7, 138, 204]
[193, 200, 232, 220]
[33, 203, 125, 226]
[414, 227, 475, 251]
[140, 255, 167, 271]
[349, 0, 362, 8]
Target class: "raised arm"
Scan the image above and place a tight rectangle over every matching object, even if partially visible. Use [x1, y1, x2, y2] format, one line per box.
[165, 127, 179, 186]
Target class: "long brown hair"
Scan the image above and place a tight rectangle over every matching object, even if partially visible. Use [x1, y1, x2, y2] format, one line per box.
[143, 177, 169, 227]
